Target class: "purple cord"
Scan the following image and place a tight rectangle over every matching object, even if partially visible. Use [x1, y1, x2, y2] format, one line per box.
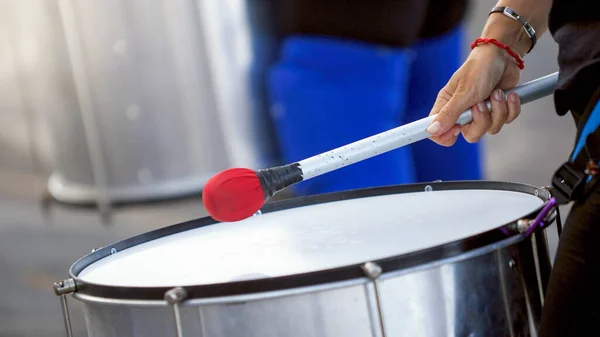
[524, 197, 557, 237]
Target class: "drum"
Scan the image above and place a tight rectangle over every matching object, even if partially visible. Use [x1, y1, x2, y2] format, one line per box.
[53, 181, 556, 337]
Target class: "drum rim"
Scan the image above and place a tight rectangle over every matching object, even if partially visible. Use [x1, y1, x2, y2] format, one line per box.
[69, 180, 551, 301]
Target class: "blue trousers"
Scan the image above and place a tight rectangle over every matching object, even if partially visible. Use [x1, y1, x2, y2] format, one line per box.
[268, 25, 482, 196]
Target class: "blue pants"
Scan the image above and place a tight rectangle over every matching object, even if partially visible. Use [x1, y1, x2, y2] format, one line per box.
[268, 25, 482, 196]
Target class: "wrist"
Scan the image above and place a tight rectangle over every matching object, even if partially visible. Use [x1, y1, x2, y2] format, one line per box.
[481, 14, 531, 57]
[469, 39, 524, 71]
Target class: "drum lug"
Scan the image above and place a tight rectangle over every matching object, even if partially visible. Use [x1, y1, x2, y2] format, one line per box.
[165, 287, 188, 337]
[54, 278, 77, 295]
[53, 278, 77, 337]
[361, 262, 387, 337]
[516, 219, 534, 234]
[165, 286, 187, 304]
[361, 262, 383, 279]
[510, 197, 558, 237]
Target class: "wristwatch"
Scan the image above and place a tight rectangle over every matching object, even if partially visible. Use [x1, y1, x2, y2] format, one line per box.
[489, 6, 537, 53]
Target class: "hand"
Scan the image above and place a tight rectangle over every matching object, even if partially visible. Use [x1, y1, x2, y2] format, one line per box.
[426, 44, 523, 146]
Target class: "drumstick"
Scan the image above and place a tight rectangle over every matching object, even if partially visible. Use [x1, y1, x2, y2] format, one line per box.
[203, 72, 559, 222]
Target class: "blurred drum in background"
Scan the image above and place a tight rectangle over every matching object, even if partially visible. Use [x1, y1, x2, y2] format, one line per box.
[49, 0, 283, 206]
[2, 0, 282, 208]
[54, 181, 555, 337]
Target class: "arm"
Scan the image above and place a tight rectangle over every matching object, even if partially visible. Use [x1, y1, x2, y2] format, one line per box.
[425, 0, 555, 145]
[481, 0, 554, 57]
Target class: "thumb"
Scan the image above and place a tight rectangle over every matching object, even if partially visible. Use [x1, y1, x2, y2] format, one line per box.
[427, 86, 478, 136]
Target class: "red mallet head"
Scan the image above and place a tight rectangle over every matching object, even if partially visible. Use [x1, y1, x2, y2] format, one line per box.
[203, 164, 303, 222]
[202, 168, 265, 222]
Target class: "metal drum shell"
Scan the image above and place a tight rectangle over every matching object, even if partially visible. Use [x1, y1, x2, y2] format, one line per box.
[46, 0, 280, 205]
[62, 181, 554, 337]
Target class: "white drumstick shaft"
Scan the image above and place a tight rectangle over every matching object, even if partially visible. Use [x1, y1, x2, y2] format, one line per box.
[298, 72, 559, 180]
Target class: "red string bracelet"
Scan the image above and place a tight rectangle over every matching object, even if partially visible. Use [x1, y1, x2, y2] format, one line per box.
[470, 38, 525, 70]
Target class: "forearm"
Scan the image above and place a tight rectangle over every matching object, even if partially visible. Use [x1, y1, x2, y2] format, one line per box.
[480, 0, 553, 57]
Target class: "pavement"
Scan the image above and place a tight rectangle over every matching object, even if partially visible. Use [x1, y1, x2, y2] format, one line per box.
[0, 1, 576, 336]
[0, 171, 208, 337]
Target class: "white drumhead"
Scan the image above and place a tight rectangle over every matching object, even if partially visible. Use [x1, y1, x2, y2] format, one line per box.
[78, 188, 543, 287]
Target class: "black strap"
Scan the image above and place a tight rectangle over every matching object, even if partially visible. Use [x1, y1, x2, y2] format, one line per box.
[552, 142, 600, 205]
[489, 6, 537, 53]
[552, 88, 600, 205]
[551, 162, 588, 205]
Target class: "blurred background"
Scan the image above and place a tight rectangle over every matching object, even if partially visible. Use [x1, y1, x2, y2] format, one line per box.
[0, 0, 573, 336]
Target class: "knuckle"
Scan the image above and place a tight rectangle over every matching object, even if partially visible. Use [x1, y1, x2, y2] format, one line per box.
[482, 116, 493, 130]
[493, 102, 509, 117]
[431, 134, 455, 147]
[436, 87, 453, 102]
[443, 140, 457, 147]
[509, 96, 522, 110]
[440, 138, 456, 147]
[458, 82, 479, 100]
[429, 136, 442, 145]
[488, 126, 502, 135]
[464, 132, 483, 143]
[470, 86, 481, 100]
[485, 110, 494, 124]
[506, 107, 521, 124]
[473, 112, 492, 130]
[439, 106, 455, 119]
[515, 105, 522, 115]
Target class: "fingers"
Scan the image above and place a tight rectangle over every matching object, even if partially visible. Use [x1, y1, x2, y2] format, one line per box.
[431, 125, 462, 147]
[425, 59, 523, 147]
[488, 88, 508, 135]
[506, 92, 521, 123]
[461, 101, 492, 143]
[427, 84, 477, 136]
[487, 89, 523, 134]
[460, 90, 522, 142]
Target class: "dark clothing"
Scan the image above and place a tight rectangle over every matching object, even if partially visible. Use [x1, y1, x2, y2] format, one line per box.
[549, 0, 600, 116]
[538, 181, 600, 337]
[550, 22, 600, 116]
[541, 3, 600, 333]
[272, 0, 470, 47]
[548, 0, 600, 37]
[539, 87, 600, 337]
